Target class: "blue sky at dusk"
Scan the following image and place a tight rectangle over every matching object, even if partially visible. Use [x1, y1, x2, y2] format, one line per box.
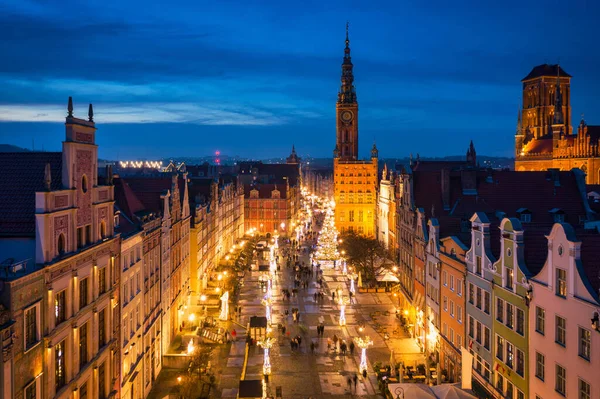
[0, 0, 599, 160]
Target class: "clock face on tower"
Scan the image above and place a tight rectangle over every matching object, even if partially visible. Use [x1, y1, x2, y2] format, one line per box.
[341, 110, 353, 123]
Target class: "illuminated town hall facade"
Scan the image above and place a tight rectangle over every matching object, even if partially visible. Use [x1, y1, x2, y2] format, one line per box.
[333, 26, 378, 237]
[515, 64, 600, 183]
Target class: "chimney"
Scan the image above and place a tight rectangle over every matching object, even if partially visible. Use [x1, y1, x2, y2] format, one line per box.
[441, 168, 450, 211]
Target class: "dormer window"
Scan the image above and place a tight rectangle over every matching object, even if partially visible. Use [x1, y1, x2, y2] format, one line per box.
[517, 208, 531, 223]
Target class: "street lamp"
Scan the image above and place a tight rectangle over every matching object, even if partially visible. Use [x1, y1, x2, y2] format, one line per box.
[354, 336, 373, 374]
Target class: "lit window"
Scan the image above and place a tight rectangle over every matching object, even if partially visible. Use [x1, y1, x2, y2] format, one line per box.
[579, 327, 591, 361]
[556, 268, 567, 297]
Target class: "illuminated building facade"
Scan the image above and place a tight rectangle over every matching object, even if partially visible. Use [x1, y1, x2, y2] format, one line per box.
[114, 176, 164, 397]
[515, 64, 600, 183]
[0, 99, 121, 399]
[189, 177, 245, 295]
[117, 172, 191, 359]
[333, 26, 378, 237]
[377, 164, 396, 249]
[439, 237, 467, 383]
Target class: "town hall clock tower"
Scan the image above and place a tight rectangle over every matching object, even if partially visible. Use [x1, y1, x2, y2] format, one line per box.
[335, 23, 359, 161]
[333, 24, 378, 237]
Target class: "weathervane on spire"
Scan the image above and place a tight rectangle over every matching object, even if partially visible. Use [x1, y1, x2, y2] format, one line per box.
[346, 21, 349, 46]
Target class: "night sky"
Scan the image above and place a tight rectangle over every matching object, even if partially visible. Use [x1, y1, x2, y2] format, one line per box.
[0, 0, 599, 160]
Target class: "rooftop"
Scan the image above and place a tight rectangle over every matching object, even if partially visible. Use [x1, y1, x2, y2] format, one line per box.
[0, 152, 62, 237]
[522, 64, 572, 81]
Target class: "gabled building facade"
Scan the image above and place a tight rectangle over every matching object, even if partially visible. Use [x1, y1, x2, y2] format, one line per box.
[529, 224, 600, 399]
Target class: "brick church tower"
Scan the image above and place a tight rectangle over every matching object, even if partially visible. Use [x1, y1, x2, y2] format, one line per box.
[515, 64, 600, 183]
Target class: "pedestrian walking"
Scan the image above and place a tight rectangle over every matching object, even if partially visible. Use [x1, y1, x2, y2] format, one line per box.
[349, 341, 355, 355]
[231, 329, 237, 342]
[353, 374, 358, 391]
[347, 377, 352, 390]
[310, 342, 315, 354]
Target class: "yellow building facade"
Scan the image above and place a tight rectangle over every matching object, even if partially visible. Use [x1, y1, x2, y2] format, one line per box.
[515, 64, 600, 183]
[333, 26, 378, 237]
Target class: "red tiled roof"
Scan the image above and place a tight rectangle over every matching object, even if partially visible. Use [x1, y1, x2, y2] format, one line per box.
[0, 152, 62, 236]
[412, 169, 589, 264]
[522, 64, 571, 81]
[114, 178, 146, 220]
[125, 176, 186, 214]
[411, 160, 473, 172]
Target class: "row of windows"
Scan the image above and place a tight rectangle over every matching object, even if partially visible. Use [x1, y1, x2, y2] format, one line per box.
[441, 322, 462, 348]
[496, 298, 525, 335]
[496, 373, 525, 399]
[53, 268, 108, 327]
[468, 316, 490, 351]
[535, 306, 591, 359]
[495, 334, 525, 377]
[442, 296, 463, 323]
[534, 354, 590, 398]
[468, 283, 491, 314]
[442, 271, 463, 296]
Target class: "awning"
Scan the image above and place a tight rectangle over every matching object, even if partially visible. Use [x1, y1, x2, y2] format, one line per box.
[376, 272, 399, 283]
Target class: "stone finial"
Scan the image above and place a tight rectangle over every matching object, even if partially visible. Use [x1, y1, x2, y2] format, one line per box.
[88, 103, 94, 122]
[67, 96, 73, 117]
[44, 163, 52, 191]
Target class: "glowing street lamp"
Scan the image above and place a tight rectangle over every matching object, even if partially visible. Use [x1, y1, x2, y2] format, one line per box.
[354, 336, 374, 374]
[338, 296, 350, 326]
[257, 337, 276, 375]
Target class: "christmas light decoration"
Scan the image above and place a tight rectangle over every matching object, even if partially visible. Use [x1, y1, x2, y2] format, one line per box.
[257, 337, 276, 375]
[338, 296, 350, 326]
[315, 206, 340, 260]
[262, 296, 273, 324]
[355, 336, 373, 374]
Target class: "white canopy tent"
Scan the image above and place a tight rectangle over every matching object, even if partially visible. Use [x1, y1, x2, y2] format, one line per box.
[387, 383, 477, 399]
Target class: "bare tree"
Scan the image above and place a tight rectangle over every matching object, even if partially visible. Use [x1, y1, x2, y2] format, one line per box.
[339, 231, 386, 286]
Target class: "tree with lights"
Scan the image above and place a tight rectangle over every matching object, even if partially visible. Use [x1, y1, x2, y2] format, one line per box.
[315, 208, 340, 260]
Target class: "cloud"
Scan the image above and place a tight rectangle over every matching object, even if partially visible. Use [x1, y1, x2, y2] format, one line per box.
[0, 102, 288, 126]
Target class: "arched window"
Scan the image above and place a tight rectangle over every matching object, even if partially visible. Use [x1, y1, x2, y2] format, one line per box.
[57, 233, 66, 255]
[100, 221, 106, 239]
[81, 175, 88, 193]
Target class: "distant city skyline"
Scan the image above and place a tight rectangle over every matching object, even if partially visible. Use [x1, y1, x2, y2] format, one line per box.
[1, 0, 599, 159]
